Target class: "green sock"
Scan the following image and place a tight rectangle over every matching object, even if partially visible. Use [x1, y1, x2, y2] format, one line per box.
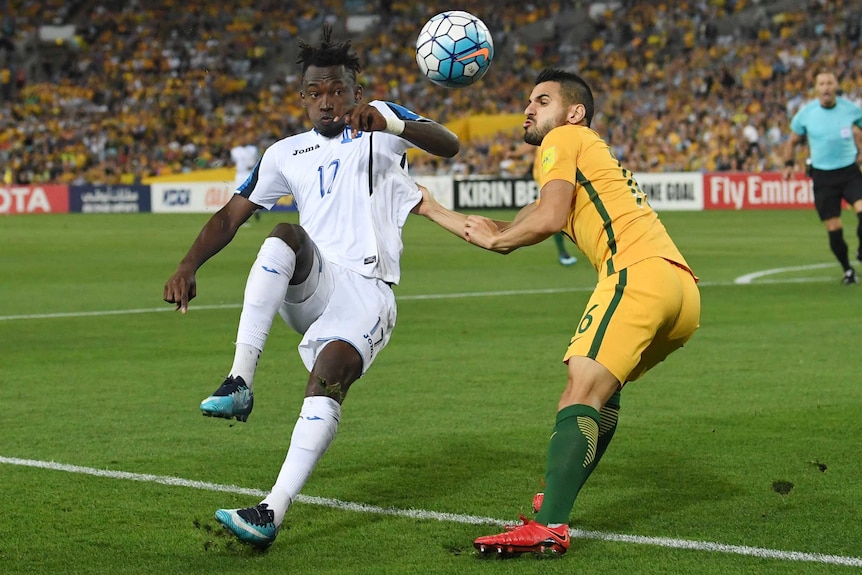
[536, 393, 621, 524]
[586, 391, 620, 483]
[553, 232, 566, 255]
[535, 404, 601, 526]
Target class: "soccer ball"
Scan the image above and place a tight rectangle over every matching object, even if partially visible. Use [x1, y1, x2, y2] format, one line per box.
[415, 11, 494, 88]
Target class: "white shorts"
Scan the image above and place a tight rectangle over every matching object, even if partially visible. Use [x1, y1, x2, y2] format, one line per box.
[278, 248, 396, 375]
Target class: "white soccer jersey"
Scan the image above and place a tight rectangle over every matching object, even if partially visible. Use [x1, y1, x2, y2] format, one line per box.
[238, 101, 423, 285]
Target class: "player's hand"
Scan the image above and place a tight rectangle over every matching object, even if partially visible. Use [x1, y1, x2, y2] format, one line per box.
[464, 215, 498, 249]
[163, 267, 197, 314]
[781, 166, 793, 180]
[336, 103, 386, 138]
[412, 184, 438, 216]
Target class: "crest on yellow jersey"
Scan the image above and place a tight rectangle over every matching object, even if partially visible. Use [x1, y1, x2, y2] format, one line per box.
[541, 147, 556, 174]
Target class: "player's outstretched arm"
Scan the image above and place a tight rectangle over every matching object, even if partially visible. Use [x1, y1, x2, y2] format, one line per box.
[413, 184, 470, 240]
[414, 185, 552, 253]
[163, 194, 260, 313]
[399, 119, 460, 158]
[486, 201, 537, 231]
[465, 180, 572, 253]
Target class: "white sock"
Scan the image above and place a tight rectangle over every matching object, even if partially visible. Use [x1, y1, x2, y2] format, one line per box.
[232, 237, 296, 389]
[262, 396, 341, 526]
[228, 343, 260, 391]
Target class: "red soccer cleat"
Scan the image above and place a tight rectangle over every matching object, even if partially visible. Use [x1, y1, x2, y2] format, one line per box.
[474, 517, 570, 557]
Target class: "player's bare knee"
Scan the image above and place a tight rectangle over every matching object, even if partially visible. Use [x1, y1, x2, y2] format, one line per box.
[307, 341, 363, 402]
[307, 376, 353, 403]
[561, 357, 621, 411]
[269, 223, 316, 280]
[824, 220, 843, 232]
[268, 223, 308, 253]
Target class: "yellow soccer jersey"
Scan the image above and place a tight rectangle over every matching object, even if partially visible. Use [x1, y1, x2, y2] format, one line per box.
[538, 124, 692, 278]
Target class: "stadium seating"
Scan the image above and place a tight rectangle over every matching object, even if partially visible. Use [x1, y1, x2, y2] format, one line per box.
[1, 0, 861, 185]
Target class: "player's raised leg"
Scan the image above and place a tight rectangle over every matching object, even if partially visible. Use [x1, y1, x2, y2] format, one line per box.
[200, 235, 297, 421]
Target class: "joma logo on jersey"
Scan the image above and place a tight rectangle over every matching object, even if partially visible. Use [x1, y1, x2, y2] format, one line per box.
[293, 144, 320, 155]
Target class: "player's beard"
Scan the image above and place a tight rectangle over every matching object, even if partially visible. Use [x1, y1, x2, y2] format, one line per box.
[524, 112, 568, 146]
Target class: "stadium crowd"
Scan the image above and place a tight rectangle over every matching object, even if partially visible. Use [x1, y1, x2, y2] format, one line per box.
[1, 0, 862, 185]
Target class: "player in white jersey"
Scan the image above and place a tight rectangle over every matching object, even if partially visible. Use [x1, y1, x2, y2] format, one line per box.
[230, 142, 259, 190]
[163, 25, 459, 549]
[231, 141, 261, 221]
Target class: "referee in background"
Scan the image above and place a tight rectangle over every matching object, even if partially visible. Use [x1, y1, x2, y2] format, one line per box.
[783, 70, 862, 285]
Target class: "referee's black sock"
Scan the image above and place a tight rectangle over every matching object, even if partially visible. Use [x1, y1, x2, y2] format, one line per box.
[828, 228, 851, 271]
[856, 212, 862, 261]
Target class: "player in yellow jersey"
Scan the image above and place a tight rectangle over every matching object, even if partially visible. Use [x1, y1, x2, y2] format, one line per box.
[415, 68, 700, 557]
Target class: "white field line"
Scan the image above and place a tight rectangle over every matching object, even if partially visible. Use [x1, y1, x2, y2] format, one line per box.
[0, 268, 837, 322]
[1, 456, 860, 567]
[734, 262, 838, 284]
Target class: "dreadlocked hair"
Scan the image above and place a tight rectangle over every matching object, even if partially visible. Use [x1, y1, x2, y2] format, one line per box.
[297, 24, 361, 82]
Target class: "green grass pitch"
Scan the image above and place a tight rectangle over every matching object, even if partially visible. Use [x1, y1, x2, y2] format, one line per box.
[1, 209, 860, 574]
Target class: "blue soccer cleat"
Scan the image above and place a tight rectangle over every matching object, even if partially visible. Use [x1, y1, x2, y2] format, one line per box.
[215, 504, 279, 549]
[558, 253, 577, 266]
[200, 376, 254, 422]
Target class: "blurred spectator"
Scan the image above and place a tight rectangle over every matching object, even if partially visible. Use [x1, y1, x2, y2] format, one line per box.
[231, 139, 259, 190]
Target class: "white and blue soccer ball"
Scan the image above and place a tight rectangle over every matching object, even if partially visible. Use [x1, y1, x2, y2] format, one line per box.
[415, 11, 494, 88]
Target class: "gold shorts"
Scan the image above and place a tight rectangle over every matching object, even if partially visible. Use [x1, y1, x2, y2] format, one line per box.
[564, 257, 701, 384]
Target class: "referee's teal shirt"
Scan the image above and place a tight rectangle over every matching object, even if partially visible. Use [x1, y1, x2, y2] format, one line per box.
[790, 96, 862, 170]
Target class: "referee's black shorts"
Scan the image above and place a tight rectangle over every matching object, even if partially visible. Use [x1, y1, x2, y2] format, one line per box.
[811, 163, 862, 220]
